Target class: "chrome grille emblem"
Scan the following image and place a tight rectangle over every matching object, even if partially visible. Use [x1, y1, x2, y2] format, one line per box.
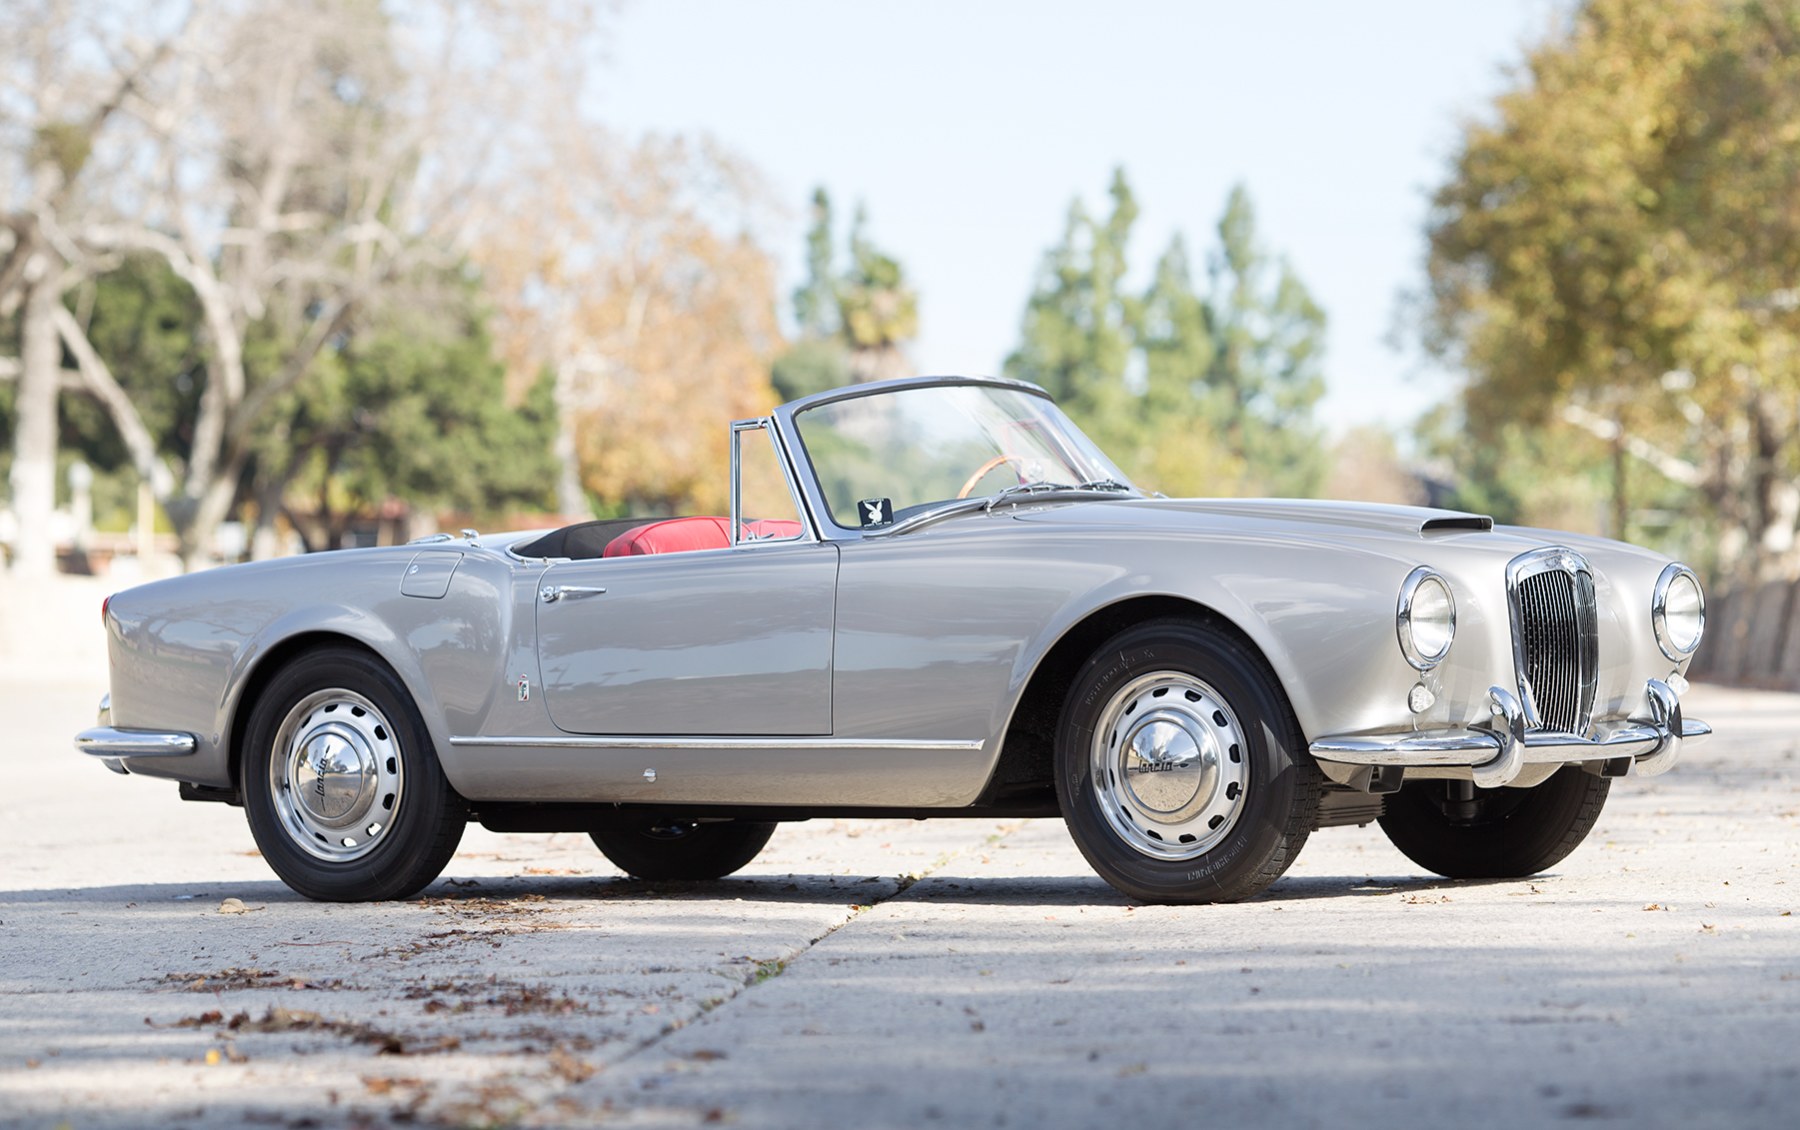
[1506, 547, 1598, 736]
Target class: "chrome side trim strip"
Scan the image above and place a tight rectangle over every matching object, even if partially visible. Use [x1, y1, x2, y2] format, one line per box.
[447, 735, 985, 752]
[75, 727, 198, 758]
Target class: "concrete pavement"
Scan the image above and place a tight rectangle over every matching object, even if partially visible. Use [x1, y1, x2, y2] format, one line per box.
[1, 673, 1795, 1128]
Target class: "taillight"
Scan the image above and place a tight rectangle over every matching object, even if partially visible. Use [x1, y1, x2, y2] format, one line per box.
[102, 594, 113, 625]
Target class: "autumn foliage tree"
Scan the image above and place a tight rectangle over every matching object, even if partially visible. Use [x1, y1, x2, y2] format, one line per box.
[472, 134, 786, 517]
[1423, 0, 1800, 580]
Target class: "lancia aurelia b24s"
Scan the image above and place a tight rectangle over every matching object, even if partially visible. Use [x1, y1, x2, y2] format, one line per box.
[77, 376, 1710, 903]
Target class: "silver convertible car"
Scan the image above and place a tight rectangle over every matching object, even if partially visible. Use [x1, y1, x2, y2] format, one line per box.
[76, 375, 1710, 903]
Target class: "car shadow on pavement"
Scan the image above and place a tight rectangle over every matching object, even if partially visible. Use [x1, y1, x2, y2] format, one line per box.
[0, 869, 1539, 911]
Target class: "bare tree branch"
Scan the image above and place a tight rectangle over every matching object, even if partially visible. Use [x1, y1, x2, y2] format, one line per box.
[0, 354, 85, 391]
[52, 304, 177, 499]
[228, 295, 355, 447]
[1561, 404, 1704, 487]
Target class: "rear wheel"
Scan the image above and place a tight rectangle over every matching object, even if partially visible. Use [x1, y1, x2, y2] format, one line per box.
[1377, 767, 1610, 879]
[243, 647, 465, 901]
[589, 818, 777, 880]
[1055, 619, 1322, 904]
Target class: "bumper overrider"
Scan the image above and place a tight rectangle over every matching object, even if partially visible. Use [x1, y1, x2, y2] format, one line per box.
[1310, 678, 1710, 789]
[74, 695, 198, 775]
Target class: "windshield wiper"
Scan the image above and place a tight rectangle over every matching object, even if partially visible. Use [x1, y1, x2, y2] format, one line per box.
[983, 480, 1077, 512]
[982, 478, 1137, 513]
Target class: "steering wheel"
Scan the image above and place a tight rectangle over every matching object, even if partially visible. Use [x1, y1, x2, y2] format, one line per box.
[956, 454, 1030, 499]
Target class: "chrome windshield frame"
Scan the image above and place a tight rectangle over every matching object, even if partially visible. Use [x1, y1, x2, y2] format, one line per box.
[770, 374, 1133, 543]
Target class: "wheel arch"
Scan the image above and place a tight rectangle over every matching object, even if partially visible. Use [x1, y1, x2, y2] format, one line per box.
[977, 595, 1282, 806]
[225, 630, 426, 795]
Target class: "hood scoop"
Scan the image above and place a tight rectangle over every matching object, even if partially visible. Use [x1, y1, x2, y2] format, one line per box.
[1421, 514, 1493, 533]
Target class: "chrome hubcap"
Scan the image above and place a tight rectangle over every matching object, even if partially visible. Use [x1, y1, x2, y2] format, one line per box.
[1090, 671, 1249, 860]
[268, 690, 402, 862]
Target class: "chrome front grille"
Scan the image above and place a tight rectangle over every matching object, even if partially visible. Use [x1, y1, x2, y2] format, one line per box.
[1507, 548, 1599, 735]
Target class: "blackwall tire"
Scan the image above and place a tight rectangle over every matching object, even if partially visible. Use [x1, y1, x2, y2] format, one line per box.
[589, 819, 777, 881]
[242, 647, 465, 901]
[1055, 619, 1322, 904]
[1377, 767, 1610, 879]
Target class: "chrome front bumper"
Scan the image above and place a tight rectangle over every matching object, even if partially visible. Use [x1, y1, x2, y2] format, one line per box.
[1310, 679, 1709, 789]
[75, 695, 198, 775]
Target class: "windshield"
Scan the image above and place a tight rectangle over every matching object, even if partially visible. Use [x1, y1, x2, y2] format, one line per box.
[793, 383, 1133, 529]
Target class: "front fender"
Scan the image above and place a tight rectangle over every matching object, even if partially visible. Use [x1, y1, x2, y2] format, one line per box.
[998, 529, 1426, 745]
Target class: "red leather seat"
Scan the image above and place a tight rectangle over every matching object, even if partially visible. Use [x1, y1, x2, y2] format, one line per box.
[603, 517, 732, 557]
[601, 517, 803, 557]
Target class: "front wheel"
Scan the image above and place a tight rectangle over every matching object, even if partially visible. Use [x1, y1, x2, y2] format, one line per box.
[1055, 619, 1323, 904]
[1377, 767, 1611, 879]
[589, 818, 777, 880]
[242, 647, 465, 901]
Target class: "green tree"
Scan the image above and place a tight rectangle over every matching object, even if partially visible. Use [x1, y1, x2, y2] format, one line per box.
[770, 187, 917, 399]
[839, 204, 920, 383]
[1422, 0, 1800, 579]
[792, 187, 840, 340]
[258, 274, 558, 552]
[1207, 186, 1328, 497]
[1006, 170, 1325, 497]
[1004, 169, 1141, 451]
[1140, 234, 1214, 418]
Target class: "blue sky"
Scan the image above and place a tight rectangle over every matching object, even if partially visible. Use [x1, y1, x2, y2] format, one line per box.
[594, 0, 1562, 433]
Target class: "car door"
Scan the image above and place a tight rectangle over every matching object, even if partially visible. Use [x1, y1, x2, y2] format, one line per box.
[535, 418, 836, 737]
[535, 541, 838, 735]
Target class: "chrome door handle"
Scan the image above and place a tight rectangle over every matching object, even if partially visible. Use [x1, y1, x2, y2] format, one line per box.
[540, 585, 607, 603]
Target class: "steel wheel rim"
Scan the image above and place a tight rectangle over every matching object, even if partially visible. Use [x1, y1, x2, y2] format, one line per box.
[1089, 670, 1249, 861]
[268, 689, 404, 863]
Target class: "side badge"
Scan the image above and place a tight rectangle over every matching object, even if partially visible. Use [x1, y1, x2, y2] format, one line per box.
[858, 498, 894, 528]
[517, 676, 530, 703]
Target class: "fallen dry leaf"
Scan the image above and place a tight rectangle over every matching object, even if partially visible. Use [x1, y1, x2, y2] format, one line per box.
[548, 1046, 597, 1083]
[147, 1010, 224, 1029]
[226, 1007, 458, 1056]
[158, 968, 345, 993]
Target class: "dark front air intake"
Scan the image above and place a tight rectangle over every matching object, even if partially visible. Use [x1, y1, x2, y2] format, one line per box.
[1507, 549, 1599, 736]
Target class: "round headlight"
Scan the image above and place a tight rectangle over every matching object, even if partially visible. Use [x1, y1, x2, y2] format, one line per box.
[1653, 564, 1705, 660]
[1398, 568, 1456, 670]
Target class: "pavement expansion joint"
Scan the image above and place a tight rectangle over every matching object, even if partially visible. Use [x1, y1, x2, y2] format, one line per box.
[601, 819, 1028, 1073]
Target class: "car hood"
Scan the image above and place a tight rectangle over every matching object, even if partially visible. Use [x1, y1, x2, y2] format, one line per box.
[1123, 498, 1491, 536]
[1008, 496, 1493, 541]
